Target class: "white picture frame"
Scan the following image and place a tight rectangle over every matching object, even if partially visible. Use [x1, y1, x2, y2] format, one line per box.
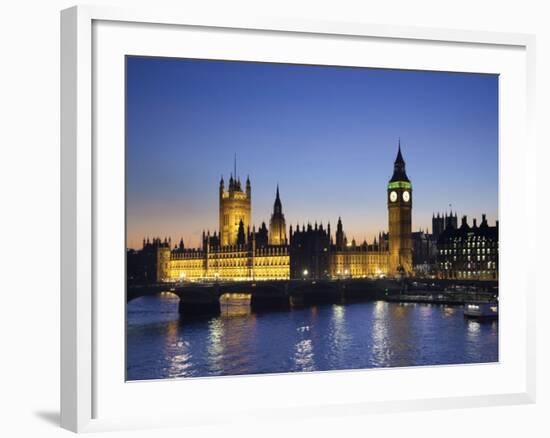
[60, 4, 536, 433]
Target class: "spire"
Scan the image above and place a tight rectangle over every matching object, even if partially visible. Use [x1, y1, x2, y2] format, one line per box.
[396, 137, 404, 163]
[237, 219, 246, 245]
[389, 139, 410, 182]
[234, 153, 237, 180]
[273, 184, 282, 215]
[336, 217, 344, 250]
[245, 174, 251, 196]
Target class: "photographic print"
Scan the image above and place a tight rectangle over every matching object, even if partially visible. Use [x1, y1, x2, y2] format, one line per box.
[126, 57, 498, 381]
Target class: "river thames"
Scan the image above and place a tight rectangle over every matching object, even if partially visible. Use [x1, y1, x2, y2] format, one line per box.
[126, 294, 498, 381]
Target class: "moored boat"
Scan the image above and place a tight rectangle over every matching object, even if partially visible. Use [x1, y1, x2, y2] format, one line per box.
[463, 302, 498, 319]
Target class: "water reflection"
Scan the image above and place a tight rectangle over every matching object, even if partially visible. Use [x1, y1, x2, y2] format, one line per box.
[221, 304, 252, 317]
[165, 320, 195, 378]
[294, 339, 315, 371]
[330, 305, 347, 348]
[389, 304, 415, 367]
[326, 305, 351, 368]
[465, 318, 498, 362]
[371, 301, 391, 366]
[207, 318, 224, 375]
[443, 306, 457, 317]
[467, 319, 481, 336]
[127, 296, 499, 380]
[166, 341, 193, 378]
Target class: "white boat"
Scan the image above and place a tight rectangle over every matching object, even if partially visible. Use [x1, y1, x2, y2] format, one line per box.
[464, 302, 498, 318]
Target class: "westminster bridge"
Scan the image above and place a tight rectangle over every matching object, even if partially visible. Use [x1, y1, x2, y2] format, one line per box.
[127, 278, 498, 316]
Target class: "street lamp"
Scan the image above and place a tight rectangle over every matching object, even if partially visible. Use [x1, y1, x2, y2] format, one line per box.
[302, 269, 309, 280]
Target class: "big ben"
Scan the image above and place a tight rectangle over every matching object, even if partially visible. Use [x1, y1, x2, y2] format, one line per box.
[387, 141, 413, 276]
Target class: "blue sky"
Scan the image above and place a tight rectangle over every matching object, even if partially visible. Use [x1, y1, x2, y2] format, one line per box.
[126, 56, 498, 249]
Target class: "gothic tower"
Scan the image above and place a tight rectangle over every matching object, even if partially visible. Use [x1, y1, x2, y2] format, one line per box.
[268, 185, 287, 245]
[335, 217, 344, 250]
[219, 157, 251, 246]
[387, 140, 413, 276]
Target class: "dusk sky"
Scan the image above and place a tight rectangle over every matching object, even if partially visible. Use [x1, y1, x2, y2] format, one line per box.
[126, 56, 498, 250]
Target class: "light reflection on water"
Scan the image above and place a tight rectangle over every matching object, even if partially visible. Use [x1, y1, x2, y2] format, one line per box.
[127, 295, 498, 381]
[207, 318, 224, 375]
[294, 339, 315, 372]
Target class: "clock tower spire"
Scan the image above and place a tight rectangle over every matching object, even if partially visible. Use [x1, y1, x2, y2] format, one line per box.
[387, 140, 413, 276]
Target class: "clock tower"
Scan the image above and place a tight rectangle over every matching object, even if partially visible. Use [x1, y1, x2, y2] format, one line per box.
[387, 141, 413, 276]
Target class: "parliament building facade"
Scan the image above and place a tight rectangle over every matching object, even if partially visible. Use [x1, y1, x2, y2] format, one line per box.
[135, 144, 414, 282]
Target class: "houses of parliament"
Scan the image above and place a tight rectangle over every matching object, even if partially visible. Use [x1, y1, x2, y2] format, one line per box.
[130, 144, 414, 282]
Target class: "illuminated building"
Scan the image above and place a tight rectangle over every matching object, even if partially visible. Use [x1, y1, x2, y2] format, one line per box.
[436, 214, 498, 280]
[387, 141, 413, 275]
[219, 157, 251, 246]
[165, 237, 290, 281]
[156, 175, 290, 281]
[329, 221, 390, 279]
[289, 143, 413, 279]
[131, 142, 415, 282]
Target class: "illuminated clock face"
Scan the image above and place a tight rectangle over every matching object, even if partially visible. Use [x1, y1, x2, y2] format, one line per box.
[389, 191, 398, 202]
[402, 191, 410, 202]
